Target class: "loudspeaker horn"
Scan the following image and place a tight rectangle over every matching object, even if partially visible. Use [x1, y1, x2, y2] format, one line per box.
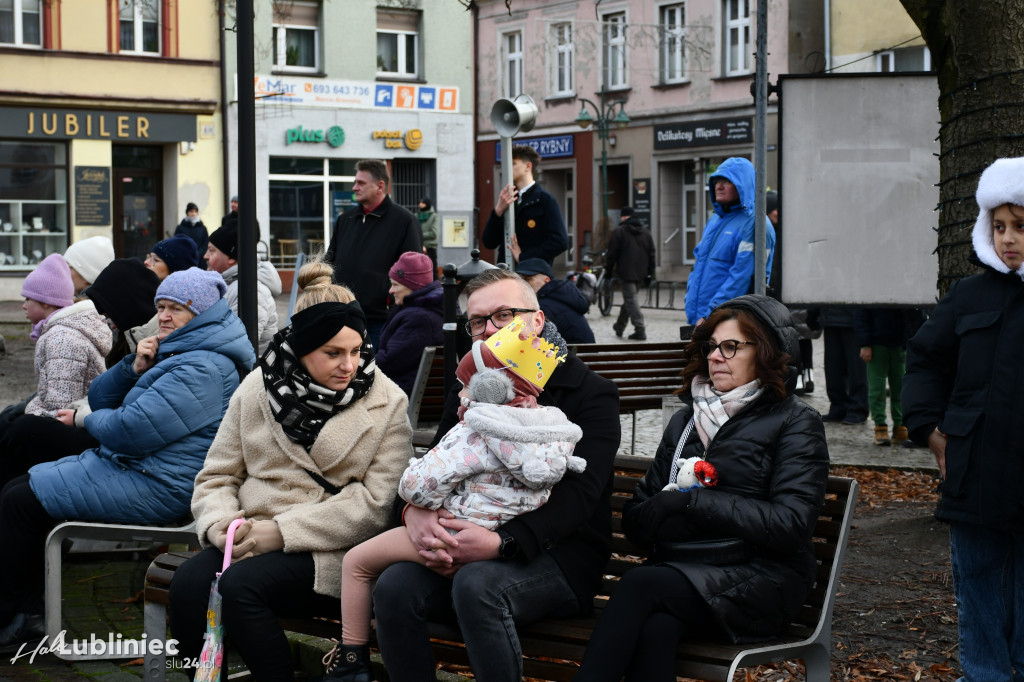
[489, 94, 539, 137]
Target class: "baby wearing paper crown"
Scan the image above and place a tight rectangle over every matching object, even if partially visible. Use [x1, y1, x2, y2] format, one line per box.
[323, 319, 584, 680]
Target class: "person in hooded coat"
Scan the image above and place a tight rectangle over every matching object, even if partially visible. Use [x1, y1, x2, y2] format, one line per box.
[516, 258, 595, 344]
[574, 295, 829, 682]
[684, 158, 776, 326]
[376, 251, 444, 395]
[0, 267, 255, 652]
[903, 156, 1024, 682]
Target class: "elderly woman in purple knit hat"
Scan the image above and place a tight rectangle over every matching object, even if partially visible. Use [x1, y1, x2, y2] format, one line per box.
[376, 251, 444, 395]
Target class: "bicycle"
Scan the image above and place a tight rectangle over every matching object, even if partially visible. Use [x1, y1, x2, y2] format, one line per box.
[570, 251, 614, 316]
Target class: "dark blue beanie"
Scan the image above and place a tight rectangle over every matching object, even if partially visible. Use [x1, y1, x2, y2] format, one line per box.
[152, 233, 200, 273]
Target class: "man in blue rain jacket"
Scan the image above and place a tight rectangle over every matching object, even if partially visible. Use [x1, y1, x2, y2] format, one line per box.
[684, 157, 776, 325]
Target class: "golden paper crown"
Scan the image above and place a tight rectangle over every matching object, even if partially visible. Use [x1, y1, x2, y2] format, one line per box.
[484, 316, 565, 389]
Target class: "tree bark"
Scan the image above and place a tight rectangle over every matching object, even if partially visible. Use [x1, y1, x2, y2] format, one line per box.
[901, 0, 1024, 296]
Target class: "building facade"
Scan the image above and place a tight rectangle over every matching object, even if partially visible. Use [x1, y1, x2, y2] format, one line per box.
[826, 0, 929, 74]
[474, 0, 823, 281]
[221, 0, 475, 278]
[0, 0, 224, 299]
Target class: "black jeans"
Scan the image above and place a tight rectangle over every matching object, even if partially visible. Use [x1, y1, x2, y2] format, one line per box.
[167, 547, 339, 681]
[0, 475, 57, 623]
[0, 414, 99, 488]
[823, 326, 868, 419]
[574, 565, 721, 682]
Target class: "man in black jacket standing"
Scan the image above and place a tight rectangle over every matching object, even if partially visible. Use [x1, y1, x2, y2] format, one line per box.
[372, 268, 619, 682]
[606, 206, 655, 340]
[324, 159, 421, 347]
[482, 145, 569, 265]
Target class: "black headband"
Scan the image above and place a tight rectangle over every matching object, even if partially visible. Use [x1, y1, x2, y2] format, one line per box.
[289, 301, 367, 357]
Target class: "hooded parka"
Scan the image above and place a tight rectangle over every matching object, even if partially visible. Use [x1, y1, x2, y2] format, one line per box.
[29, 298, 256, 524]
[903, 164, 1024, 530]
[685, 158, 777, 323]
[622, 295, 829, 642]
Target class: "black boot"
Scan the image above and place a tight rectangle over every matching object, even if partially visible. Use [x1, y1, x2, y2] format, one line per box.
[316, 642, 372, 682]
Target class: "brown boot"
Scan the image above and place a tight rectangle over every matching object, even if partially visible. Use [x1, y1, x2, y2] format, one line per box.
[891, 424, 908, 446]
[874, 425, 891, 446]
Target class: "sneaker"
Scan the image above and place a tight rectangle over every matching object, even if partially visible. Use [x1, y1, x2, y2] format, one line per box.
[891, 425, 909, 446]
[314, 642, 373, 682]
[842, 415, 867, 425]
[613, 326, 624, 338]
[874, 425, 891, 446]
[628, 332, 647, 340]
[0, 613, 45, 654]
[821, 412, 846, 422]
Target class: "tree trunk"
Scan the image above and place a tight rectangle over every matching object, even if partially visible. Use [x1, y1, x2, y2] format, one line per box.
[900, 0, 1024, 296]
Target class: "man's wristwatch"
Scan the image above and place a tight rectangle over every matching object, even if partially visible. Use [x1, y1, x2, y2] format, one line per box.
[496, 529, 520, 560]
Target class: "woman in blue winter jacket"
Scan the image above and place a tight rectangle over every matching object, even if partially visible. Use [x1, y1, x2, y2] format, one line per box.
[0, 267, 256, 652]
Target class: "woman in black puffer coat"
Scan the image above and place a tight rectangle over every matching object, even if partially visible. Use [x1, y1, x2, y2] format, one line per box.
[575, 295, 829, 682]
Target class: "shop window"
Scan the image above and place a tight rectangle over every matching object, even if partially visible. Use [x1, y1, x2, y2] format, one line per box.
[377, 8, 419, 79]
[119, 0, 160, 55]
[549, 21, 574, 97]
[601, 11, 627, 90]
[273, 1, 319, 73]
[0, 0, 41, 46]
[722, 0, 751, 76]
[0, 141, 68, 270]
[269, 157, 355, 269]
[501, 30, 523, 98]
[660, 3, 686, 84]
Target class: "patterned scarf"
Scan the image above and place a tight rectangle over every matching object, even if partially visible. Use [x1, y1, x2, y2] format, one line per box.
[690, 375, 764, 448]
[259, 327, 376, 448]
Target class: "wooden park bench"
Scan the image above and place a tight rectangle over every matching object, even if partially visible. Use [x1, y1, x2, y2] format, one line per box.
[407, 341, 689, 453]
[141, 456, 857, 681]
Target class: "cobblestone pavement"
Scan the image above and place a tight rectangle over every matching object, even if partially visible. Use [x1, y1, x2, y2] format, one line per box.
[0, 294, 936, 679]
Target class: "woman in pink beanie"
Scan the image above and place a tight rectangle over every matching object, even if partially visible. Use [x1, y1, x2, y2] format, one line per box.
[376, 251, 444, 395]
[19, 253, 111, 417]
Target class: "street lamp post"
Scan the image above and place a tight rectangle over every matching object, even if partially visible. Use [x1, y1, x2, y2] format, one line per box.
[575, 90, 631, 228]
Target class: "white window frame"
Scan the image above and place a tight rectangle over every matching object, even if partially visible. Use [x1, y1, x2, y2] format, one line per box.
[722, 0, 751, 76]
[660, 3, 686, 84]
[376, 29, 419, 78]
[549, 21, 574, 98]
[273, 2, 320, 74]
[119, 0, 160, 55]
[501, 30, 523, 98]
[0, 0, 42, 47]
[601, 11, 628, 91]
[876, 46, 931, 72]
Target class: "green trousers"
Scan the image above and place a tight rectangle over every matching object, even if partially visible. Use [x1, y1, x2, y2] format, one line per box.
[866, 345, 905, 427]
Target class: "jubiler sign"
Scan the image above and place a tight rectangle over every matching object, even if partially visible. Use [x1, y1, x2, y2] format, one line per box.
[653, 117, 752, 150]
[0, 107, 197, 142]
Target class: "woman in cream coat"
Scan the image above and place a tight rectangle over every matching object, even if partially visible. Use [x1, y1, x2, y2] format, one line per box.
[167, 256, 412, 681]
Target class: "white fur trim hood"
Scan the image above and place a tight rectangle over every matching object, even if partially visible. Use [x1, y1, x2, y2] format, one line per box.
[972, 156, 1024, 278]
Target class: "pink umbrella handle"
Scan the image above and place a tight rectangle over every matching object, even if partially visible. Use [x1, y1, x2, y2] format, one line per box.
[218, 518, 247, 575]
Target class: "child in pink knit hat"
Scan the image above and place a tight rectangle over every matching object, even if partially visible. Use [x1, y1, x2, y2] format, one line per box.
[19, 253, 111, 417]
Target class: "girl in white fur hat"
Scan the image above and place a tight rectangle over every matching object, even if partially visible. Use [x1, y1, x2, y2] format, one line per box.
[903, 157, 1024, 682]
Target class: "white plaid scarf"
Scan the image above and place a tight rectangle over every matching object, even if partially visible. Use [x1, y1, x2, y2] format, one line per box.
[690, 376, 764, 448]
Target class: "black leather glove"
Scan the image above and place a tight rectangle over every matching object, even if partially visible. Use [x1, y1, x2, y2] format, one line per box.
[644, 274, 653, 287]
[624, 490, 692, 543]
